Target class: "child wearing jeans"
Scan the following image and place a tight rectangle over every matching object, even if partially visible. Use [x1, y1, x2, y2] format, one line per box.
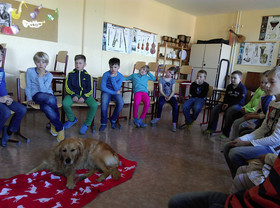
[229, 70, 274, 140]
[25, 52, 64, 142]
[224, 66, 280, 178]
[204, 70, 247, 138]
[99, 57, 124, 132]
[63, 54, 98, 135]
[0, 45, 26, 147]
[124, 65, 156, 128]
[182, 70, 209, 129]
[151, 67, 178, 132]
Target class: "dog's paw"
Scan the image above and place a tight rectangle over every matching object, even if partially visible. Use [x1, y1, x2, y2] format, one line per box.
[66, 182, 75, 190]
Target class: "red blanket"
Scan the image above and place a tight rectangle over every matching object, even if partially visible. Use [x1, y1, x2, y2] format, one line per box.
[0, 155, 136, 208]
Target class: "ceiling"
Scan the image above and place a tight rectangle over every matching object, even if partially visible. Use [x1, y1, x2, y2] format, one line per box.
[155, 0, 280, 16]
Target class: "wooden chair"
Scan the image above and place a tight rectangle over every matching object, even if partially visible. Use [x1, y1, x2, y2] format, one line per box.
[17, 72, 63, 142]
[51, 51, 69, 96]
[176, 65, 193, 100]
[200, 86, 214, 126]
[147, 62, 160, 80]
[0, 43, 7, 70]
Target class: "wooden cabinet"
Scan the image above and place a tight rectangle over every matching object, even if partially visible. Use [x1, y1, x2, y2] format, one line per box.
[156, 42, 190, 68]
[189, 43, 231, 88]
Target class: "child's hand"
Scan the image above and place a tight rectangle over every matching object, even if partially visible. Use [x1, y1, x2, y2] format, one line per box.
[0, 95, 9, 103]
[110, 73, 117, 77]
[222, 104, 228, 111]
[72, 96, 78, 102]
[165, 96, 170, 101]
[6, 97, 13, 105]
[117, 90, 121, 94]
[240, 108, 246, 114]
[243, 114, 252, 121]
[258, 154, 267, 163]
[77, 97, 85, 104]
[38, 71, 49, 77]
[231, 139, 251, 147]
[27, 100, 35, 105]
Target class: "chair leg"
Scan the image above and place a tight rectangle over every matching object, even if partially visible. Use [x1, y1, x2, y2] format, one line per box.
[15, 126, 31, 143]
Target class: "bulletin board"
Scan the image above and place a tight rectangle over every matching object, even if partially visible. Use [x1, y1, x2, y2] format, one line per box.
[0, 0, 58, 42]
[237, 42, 276, 66]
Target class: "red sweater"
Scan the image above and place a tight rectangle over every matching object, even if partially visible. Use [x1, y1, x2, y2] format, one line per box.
[225, 154, 280, 208]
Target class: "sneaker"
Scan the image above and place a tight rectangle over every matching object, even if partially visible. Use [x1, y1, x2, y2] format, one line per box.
[1, 126, 11, 147]
[99, 124, 107, 132]
[172, 125, 177, 132]
[186, 121, 195, 130]
[138, 119, 147, 128]
[151, 118, 160, 124]
[203, 129, 212, 135]
[57, 128, 65, 142]
[110, 118, 117, 129]
[79, 124, 89, 135]
[133, 118, 140, 128]
[220, 134, 228, 139]
[64, 117, 78, 129]
[50, 124, 58, 136]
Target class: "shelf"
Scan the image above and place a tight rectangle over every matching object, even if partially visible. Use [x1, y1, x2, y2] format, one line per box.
[158, 57, 181, 61]
[158, 44, 189, 50]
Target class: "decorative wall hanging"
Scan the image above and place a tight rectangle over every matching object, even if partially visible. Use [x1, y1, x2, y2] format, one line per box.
[259, 15, 280, 41]
[237, 42, 276, 66]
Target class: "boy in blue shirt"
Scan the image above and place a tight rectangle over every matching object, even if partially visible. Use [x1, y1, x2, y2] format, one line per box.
[204, 70, 247, 138]
[99, 58, 124, 131]
[0, 45, 26, 147]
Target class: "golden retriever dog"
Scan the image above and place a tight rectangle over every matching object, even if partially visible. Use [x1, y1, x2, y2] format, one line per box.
[27, 138, 121, 189]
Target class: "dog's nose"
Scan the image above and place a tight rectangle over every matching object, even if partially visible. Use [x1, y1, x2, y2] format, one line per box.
[65, 158, 71, 164]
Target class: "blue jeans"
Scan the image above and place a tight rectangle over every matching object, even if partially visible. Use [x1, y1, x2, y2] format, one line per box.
[100, 92, 124, 125]
[207, 104, 241, 136]
[32, 92, 63, 132]
[223, 142, 274, 178]
[157, 96, 178, 123]
[0, 101, 26, 133]
[183, 97, 205, 124]
[168, 191, 229, 208]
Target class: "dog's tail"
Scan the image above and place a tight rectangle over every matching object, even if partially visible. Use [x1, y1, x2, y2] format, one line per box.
[111, 168, 121, 180]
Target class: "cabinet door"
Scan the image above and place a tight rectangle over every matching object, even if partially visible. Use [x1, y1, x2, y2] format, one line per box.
[204, 44, 222, 68]
[189, 44, 205, 68]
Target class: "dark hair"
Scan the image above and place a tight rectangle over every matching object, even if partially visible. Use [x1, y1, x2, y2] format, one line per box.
[262, 70, 270, 77]
[109, 57, 120, 66]
[0, 45, 3, 54]
[232, 70, 242, 78]
[75, 54, 86, 62]
[168, 66, 177, 73]
[198, 69, 207, 76]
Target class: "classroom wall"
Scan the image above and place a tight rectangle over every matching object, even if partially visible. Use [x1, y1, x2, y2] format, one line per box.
[194, 8, 280, 75]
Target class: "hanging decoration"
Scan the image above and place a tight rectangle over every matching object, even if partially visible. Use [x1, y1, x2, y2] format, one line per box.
[11, 1, 27, 20]
[259, 15, 280, 41]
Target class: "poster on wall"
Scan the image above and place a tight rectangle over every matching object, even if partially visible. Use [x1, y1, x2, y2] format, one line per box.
[259, 15, 280, 41]
[131, 28, 157, 57]
[102, 22, 132, 54]
[0, 2, 11, 27]
[237, 42, 276, 66]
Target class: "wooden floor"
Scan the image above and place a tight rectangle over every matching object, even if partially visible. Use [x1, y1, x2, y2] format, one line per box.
[0, 105, 232, 208]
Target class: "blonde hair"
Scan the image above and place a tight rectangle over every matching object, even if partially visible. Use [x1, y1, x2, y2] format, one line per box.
[33, 52, 49, 64]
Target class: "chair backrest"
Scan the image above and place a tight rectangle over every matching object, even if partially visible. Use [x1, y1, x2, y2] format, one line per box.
[0, 44, 7, 70]
[17, 72, 26, 103]
[133, 61, 146, 73]
[178, 65, 193, 82]
[207, 85, 213, 98]
[148, 62, 160, 80]
[54, 51, 68, 74]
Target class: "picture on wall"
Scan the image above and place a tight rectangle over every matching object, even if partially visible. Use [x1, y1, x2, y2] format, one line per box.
[131, 28, 157, 57]
[237, 42, 276, 66]
[102, 22, 157, 57]
[102, 22, 132, 54]
[0, 2, 11, 27]
[259, 15, 280, 41]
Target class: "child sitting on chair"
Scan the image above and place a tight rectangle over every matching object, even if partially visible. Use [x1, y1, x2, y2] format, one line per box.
[182, 70, 209, 129]
[151, 67, 178, 132]
[124, 65, 156, 128]
[229, 70, 274, 140]
[99, 57, 124, 132]
[63, 54, 98, 135]
[204, 70, 247, 138]
[0, 45, 26, 147]
[25, 52, 64, 142]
